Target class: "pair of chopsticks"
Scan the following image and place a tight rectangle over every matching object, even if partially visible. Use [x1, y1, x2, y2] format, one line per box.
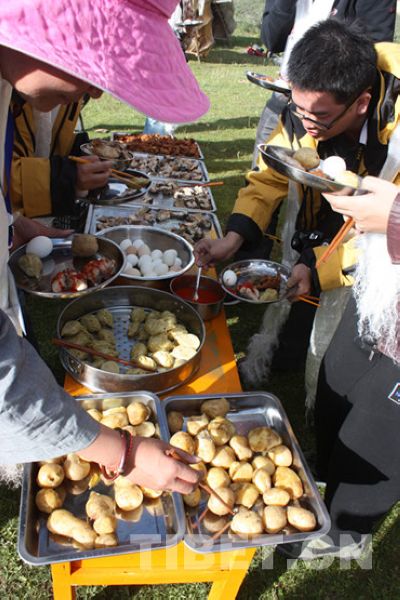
[68, 155, 136, 185]
[165, 448, 235, 516]
[178, 181, 224, 188]
[315, 217, 355, 268]
[52, 338, 157, 373]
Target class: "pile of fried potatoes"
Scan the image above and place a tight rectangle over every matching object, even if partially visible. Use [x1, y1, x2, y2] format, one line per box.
[168, 397, 317, 539]
[35, 400, 165, 551]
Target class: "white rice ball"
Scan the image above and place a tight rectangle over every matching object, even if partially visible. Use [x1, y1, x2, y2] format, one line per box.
[322, 156, 346, 179]
[154, 262, 169, 276]
[120, 238, 133, 251]
[126, 254, 138, 267]
[163, 249, 178, 267]
[132, 239, 144, 250]
[223, 269, 237, 287]
[138, 244, 151, 257]
[26, 236, 53, 258]
[151, 249, 163, 260]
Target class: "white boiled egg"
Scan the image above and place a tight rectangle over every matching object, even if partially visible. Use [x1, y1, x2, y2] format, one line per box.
[154, 262, 169, 276]
[163, 249, 178, 266]
[151, 249, 163, 260]
[126, 254, 138, 267]
[138, 244, 151, 257]
[26, 236, 53, 258]
[132, 239, 145, 250]
[322, 156, 346, 179]
[120, 238, 133, 251]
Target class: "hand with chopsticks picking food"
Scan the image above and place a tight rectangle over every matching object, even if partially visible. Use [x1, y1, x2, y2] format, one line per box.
[75, 154, 113, 192]
[323, 176, 398, 234]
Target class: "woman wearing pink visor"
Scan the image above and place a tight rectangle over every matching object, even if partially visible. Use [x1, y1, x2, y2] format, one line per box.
[0, 0, 209, 490]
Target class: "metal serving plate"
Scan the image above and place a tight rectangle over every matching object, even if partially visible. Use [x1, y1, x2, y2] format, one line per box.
[80, 141, 134, 172]
[162, 392, 331, 554]
[111, 131, 204, 160]
[18, 391, 186, 565]
[85, 205, 223, 245]
[93, 169, 151, 206]
[57, 286, 205, 394]
[258, 144, 366, 195]
[246, 71, 291, 95]
[120, 178, 216, 212]
[9, 237, 124, 299]
[219, 259, 290, 304]
[129, 152, 209, 183]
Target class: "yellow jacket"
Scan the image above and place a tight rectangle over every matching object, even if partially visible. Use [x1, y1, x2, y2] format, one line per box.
[228, 43, 400, 291]
[10, 94, 87, 217]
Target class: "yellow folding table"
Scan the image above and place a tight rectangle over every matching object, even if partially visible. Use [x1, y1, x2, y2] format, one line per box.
[51, 311, 256, 599]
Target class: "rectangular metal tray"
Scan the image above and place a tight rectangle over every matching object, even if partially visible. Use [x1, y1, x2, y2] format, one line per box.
[85, 204, 223, 246]
[111, 131, 204, 160]
[18, 391, 185, 566]
[119, 179, 216, 212]
[129, 152, 209, 183]
[162, 392, 331, 554]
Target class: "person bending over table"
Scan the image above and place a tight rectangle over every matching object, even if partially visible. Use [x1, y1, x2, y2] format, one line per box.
[0, 0, 209, 490]
[278, 176, 400, 558]
[195, 19, 400, 391]
[10, 93, 112, 222]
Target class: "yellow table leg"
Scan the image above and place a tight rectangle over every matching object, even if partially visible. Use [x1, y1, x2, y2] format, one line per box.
[51, 563, 76, 600]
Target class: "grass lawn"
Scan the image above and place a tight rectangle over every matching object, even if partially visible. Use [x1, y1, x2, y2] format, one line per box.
[3, 9, 400, 599]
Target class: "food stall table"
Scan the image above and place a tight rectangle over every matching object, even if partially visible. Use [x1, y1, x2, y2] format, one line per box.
[51, 309, 256, 599]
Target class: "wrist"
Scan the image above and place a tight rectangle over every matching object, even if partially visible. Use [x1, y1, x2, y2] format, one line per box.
[225, 231, 244, 252]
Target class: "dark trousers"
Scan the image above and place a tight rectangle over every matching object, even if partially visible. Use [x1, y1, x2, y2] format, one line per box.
[315, 297, 400, 545]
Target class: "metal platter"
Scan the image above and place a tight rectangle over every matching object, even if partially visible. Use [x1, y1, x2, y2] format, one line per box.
[84, 204, 223, 246]
[80, 141, 134, 171]
[258, 144, 366, 195]
[129, 152, 209, 183]
[9, 237, 124, 300]
[111, 131, 204, 160]
[57, 286, 205, 394]
[163, 392, 331, 554]
[93, 169, 151, 206]
[126, 178, 216, 212]
[219, 259, 290, 304]
[18, 391, 186, 565]
[246, 71, 291, 95]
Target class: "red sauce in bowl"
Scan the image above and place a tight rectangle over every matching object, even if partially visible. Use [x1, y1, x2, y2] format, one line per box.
[175, 287, 222, 304]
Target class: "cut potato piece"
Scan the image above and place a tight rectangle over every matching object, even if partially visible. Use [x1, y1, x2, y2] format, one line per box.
[171, 345, 197, 361]
[186, 413, 209, 436]
[263, 506, 287, 534]
[267, 445, 293, 467]
[170, 431, 196, 455]
[229, 461, 253, 483]
[207, 486, 234, 516]
[229, 435, 253, 461]
[248, 427, 282, 452]
[127, 401, 151, 426]
[287, 506, 316, 532]
[167, 410, 184, 434]
[231, 509, 263, 537]
[273, 467, 303, 500]
[201, 397, 230, 418]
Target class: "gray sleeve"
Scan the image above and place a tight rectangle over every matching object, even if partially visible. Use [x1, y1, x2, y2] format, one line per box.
[0, 310, 100, 464]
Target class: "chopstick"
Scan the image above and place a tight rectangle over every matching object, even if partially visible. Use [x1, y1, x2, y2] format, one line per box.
[68, 155, 133, 181]
[52, 338, 157, 372]
[165, 449, 235, 515]
[297, 295, 320, 308]
[179, 181, 224, 188]
[315, 217, 355, 268]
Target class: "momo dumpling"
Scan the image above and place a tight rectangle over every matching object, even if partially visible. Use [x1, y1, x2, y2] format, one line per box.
[101, 361, 120, 374]
[130, 342, 147, 360]
[128, 320, 142, 338]
[80, 314, 101, 333]
[97, 309, 113, 328]
[136, 355, 157, 371]
[61, 320, 82, 337]
[147, 333, 173, 353]
[144, 318, 167, 336]
[152, 350, 174, 369]
[173, 332, 201, 350]
[97, 329, 116, 345]
[18, 253, 43, 279]
[91, 341, 118, 357]
[131, 307, 146, 322]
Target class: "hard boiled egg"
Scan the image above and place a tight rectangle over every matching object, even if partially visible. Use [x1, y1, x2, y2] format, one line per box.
[26, 236, 53, 258]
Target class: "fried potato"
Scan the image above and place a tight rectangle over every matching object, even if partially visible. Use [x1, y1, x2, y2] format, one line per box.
[248, 427, 282, 452]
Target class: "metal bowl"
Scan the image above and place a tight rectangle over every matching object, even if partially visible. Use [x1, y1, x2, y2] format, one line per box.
[170, 275, 225, 321]
[80, 141, 134, 171]
[219, 259, 290, 304]
[57, 285, 205, 393]
[258, 144, 367, 195]
[96, 225, 195, 290]
[9, 237, 124, 299]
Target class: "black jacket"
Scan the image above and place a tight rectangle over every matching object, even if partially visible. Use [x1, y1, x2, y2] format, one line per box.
[261, 0, 396, 52]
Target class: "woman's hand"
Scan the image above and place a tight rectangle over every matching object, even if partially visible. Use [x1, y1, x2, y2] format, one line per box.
[323, 176, 398, 234]
[76, 155, 112, 191]
[11, 215, 73, 250]
[125, 437, 200, 494]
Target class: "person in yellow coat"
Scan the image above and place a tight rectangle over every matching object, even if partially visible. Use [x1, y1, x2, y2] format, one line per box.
[10, 92, 112, 221]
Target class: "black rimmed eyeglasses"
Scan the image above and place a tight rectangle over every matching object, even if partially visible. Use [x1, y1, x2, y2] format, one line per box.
[288, 96, 358, 131]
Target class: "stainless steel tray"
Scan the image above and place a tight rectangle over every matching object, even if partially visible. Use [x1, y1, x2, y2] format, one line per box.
[85, 205, 223, 246]
[162, 392, 331, 553]
[18, 391, 185, 565]
[129, 152, 209, 183]
[57, 286, 205, 394]
[119, 179, 216, 212]
[219, 259, 290, 304]
[8, 237, 124, 299]
[111, 131, 204, 160]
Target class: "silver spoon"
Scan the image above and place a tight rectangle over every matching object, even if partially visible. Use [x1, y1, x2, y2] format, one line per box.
[193, 267, 202, 301]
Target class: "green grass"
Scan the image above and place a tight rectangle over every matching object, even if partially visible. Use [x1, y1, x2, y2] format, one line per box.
[4, 17, 400, 600]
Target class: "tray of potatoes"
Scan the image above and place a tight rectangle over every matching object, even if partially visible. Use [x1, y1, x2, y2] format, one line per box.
[163, 392, 331, 553]
[18, 392, 185, 565]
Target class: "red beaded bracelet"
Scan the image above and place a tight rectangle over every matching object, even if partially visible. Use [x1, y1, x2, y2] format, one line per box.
[100, 428, 134, 481]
